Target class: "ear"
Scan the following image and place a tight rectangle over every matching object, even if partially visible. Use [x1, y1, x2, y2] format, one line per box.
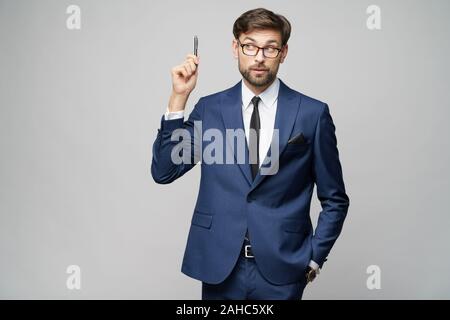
[279, 44, 288, 64]
[232, 39, 239, 60]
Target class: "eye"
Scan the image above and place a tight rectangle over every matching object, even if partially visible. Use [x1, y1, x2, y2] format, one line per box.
[264, 47, 277, 53]
[244, 44, 257, 51]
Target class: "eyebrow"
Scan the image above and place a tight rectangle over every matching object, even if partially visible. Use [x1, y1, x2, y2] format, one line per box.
[242, 36, 279, 46]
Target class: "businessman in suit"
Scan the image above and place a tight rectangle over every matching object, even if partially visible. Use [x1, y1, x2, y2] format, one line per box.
[151, 8, 349, 300]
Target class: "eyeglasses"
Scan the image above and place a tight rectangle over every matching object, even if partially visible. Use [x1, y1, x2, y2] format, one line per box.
[237, 40, 283, 58]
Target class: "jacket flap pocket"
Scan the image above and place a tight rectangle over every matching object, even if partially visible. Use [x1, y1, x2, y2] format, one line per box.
[285, 138, 310, 153]
[287, 132, 306, 144]
[191, 212, 213, 229]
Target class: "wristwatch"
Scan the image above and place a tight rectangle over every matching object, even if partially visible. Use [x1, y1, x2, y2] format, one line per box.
[305, 266, 317, 283]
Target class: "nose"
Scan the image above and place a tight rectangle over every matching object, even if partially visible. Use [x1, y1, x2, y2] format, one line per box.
[254, 48, 266, 63]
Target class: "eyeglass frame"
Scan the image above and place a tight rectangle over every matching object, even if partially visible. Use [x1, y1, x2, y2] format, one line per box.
[237, 39, 284, 58]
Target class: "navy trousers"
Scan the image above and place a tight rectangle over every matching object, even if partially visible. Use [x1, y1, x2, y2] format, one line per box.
[202, 239, 308, 300]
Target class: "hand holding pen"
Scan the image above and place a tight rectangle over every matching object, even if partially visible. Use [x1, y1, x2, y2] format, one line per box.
[168, 36, 200, 112]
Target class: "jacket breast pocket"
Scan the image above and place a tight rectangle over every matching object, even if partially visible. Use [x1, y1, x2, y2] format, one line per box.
[191, 211, 213, 229]
[284, 141, 311, 154]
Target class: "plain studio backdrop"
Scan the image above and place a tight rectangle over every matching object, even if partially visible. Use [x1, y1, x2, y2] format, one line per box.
[1, 0, 449, 299]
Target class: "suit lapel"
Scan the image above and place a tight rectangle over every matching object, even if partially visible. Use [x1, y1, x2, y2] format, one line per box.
[249, 79, 302, 192]
[220, 80, 253, 186]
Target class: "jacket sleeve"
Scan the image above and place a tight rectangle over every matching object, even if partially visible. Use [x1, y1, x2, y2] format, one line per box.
[311, 103, 350, 268]
[151, 98, 204, 184]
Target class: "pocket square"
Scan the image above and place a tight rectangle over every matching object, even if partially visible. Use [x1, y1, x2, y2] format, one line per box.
[287, 132, 306, 144]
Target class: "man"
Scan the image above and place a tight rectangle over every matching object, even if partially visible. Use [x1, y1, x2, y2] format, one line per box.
[151, 8, 350, 300]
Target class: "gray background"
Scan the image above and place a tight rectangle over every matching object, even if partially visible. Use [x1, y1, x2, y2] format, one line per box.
[1, 0, 449, 299]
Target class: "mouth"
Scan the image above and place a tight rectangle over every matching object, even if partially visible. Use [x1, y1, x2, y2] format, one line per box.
[251, 68, 268, 74]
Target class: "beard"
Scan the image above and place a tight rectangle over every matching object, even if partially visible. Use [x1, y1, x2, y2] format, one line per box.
[239, 60, 278, 88]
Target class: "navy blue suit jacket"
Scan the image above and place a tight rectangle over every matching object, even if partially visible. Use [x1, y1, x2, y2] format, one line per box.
[151, 79, 349, 285]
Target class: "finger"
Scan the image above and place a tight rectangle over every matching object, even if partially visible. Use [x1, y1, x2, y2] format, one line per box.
[186, 54, 200, 65]
[172, 66, 184, 78]
[184, 62, 193, 75]
[186, 53, 198, 60]
[180, 67, 188, 78]
[174, 65, 188, 78]
[182, 64, 191, 77]
[187, 59, 197, 73]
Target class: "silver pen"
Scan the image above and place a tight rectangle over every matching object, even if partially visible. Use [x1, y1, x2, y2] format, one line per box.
[194, 35, 198, 62]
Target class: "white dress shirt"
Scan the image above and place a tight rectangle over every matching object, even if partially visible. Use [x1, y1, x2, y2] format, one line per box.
[163, 78, 320, 273]
[240, 77, 279, 167]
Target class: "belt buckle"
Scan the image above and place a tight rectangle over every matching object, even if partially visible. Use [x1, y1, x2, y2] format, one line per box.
[244, 244, 254, 258]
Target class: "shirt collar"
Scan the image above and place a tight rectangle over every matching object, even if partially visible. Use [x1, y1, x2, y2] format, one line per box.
[241, 77, 280, 111]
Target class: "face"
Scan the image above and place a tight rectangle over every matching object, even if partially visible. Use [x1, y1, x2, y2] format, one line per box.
[232, 29, 288, 90]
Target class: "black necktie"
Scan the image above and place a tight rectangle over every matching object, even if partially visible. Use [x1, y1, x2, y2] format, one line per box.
[249, 96, 261, 180]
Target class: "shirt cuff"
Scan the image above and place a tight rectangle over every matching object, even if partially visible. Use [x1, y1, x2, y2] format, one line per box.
[164, 107, 184, 120]
[309, 260, 320, 274]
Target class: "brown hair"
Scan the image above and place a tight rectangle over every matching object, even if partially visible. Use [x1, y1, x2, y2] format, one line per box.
[232, 8, 292, 47]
